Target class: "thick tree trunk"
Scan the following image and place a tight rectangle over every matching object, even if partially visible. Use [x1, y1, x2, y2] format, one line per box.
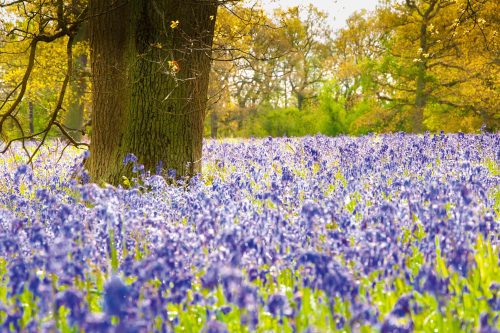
[87, 0, 218, 185]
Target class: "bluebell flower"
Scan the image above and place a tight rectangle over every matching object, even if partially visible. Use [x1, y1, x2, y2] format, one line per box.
[267, 294, 286, 317]
[235, 285, 257, 309]
[8, 259, 29, 296]
[114, 319, 148, 333]
[281, 167, 294, 183]
[219, 305, 232, 315]
[381, 314, 413, 333]
[56, 289, 85, 323]
[155, 160, 163, 175]
[202, 320, 228, 333]
[460, 186, 473, 205]
[14, 164, 28, 183]
[168, 169, 177, 178]
[123, 153, 138, 165]
[83, 313, 111, 332]
[104, 276, 129, 317]
[413, 266, 449, 296]
[480, 313, 499, 333]
[350, 303, 378, 326]
[449, 247, 472, 277]
[391, 293, 413, 317]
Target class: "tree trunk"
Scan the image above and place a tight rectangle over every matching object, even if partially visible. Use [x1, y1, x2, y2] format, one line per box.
[297, 91, 305, 110]
[413, 62, 426, 133]
[412, 22, 429, 133]
[87, 0, 218, 185]
[64, 0, 89, 142]
[210, 111, 218, 139]
[28, 101, 34, 135]
[64, 53, 87, 141]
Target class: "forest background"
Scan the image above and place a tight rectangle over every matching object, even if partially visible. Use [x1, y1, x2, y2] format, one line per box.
[0, 0, 498, 141]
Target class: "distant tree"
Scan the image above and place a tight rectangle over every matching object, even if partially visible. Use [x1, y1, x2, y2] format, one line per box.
[208, 3, 277, 136]
[327, 10, 389, 133]
[276, 5, 333, 110]
[370, 0, 499, 131]
[207, 3, 334, 137]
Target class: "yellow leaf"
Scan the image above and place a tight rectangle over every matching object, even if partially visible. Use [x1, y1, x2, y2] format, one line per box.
[170, 20, 179, 29]
[168, 60, 180, 73]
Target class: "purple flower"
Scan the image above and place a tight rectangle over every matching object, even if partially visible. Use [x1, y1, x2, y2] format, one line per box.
[104, 276, 129, 317]
[480, 313, 499, 333]
[391, 293, 413, 317]
[202, 320, 228, 333]
[14, 164, 28, 183]
[460, 186, 473, 205]
[0, 133, 499, 331]
[56, 289, 85, 323]
[123, 153, 138, 165]
[381, 314, 413, 333]
[267, 294, 287, 317]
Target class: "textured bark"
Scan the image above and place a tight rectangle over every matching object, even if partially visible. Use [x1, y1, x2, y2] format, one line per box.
[87, 0, 218, 184]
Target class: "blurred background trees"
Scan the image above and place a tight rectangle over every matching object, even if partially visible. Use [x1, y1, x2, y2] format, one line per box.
[206, 0, 499, 137]
[0, 0, 89, 147]
[1, 0, 498, 143]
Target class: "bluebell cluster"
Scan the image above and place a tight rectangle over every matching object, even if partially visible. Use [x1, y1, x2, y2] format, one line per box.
[0, 133, 499, 332]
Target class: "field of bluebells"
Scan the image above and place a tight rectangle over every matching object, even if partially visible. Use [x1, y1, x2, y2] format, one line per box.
[0, 133, 499, 332]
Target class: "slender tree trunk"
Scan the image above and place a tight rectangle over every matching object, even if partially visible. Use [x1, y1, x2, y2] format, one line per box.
[297, 91, 305, 110]
[28, 101, 34, 135]
[64, 25, 88, 142]
[414, 63, 426, 133]
[87, 0, 218, 184]
[64, 53, 87, 141]
[412, 22, 429, 133]
[210, 111, 218, 139]
[284, 77, 288, 108]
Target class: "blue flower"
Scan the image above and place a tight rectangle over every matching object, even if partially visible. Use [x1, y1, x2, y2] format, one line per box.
[391, 293, 413, 317]
[202, 320, 228, 333]
[480, 313, 499, 333]
[267, 294, 286, 317]
[381, 314, 413, 333]
[104, 276, 129, 317]
[123, 153, 138, 165]
[56, 289, 85, 323]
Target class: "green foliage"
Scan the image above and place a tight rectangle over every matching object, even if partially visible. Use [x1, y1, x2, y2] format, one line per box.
[316, 82, 384, 136]
[236, 105, 332, 138]
[208, 0, 499, 138]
